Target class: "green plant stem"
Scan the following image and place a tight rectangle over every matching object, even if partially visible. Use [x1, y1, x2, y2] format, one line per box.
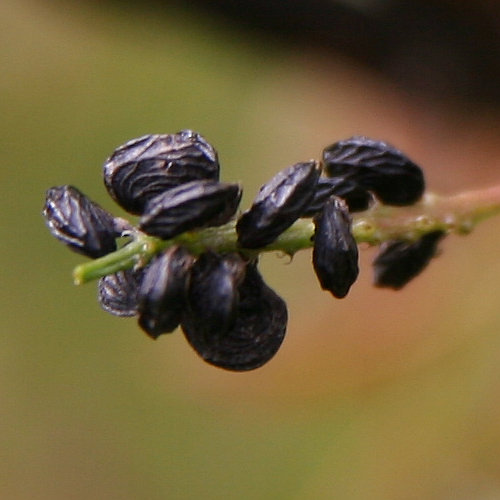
[73, 185, 500, 285]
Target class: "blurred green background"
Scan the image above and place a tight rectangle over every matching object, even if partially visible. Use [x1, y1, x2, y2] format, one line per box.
[2, 1, 500, 498]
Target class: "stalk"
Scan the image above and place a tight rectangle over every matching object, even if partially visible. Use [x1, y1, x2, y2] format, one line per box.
[73, 185, 500, 285]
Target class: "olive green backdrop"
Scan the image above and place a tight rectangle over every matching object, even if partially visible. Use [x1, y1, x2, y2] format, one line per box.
[2, 1, 500, 499]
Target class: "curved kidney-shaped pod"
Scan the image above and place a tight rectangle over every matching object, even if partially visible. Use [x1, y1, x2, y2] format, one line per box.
[137, 246, 195, 338]
[43, 185, 118, 258]
[139, 180, 242, 239]
[187, 252, 247, 339]
[98, 268, 144, 317]
[182, 262, 288, 371]
[312, 197, 359, 298]
[322, 136, 425, 206]
[373, 230, 445, 289]
[103, 131, 220, 214]
[236, 160, 321, 248]
[302, 176, 373, 216]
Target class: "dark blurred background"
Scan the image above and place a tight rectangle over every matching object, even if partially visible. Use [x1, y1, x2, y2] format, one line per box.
[169, 0, 500, 107]
[2, 1, 500, 498]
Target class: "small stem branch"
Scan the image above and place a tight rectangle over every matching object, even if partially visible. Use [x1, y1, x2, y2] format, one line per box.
[73, 236, 162, 285]
[73, 185, 500, 285]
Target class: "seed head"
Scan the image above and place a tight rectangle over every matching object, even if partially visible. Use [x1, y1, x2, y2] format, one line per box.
[43, 185, 118, 258]
[312, 197, 359, 298]
[322, 136, 425, 206]
[139, 180, 242, 239]
[103, 131, 220, 215]
[237, 160, 321, 248]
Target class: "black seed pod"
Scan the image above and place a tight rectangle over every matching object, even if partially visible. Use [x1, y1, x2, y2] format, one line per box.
[98, 268, 144, 317]
[373, 230, 445, 289]
[187, 252, 246, 339]
[302, 177, 373, 216]
[139, 180, 242, 239]
[103, 131, 220, 214]
[322, 136, 425, 206]
[138, 246, 195, 338]
[236, 161, 321, 248]
[312, 197, 359, 298]
[43, 185, 118, 258]
[182, 262, 288, 371]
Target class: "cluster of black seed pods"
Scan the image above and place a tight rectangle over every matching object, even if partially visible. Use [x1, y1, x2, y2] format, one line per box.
[43, 130, 445, 371]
